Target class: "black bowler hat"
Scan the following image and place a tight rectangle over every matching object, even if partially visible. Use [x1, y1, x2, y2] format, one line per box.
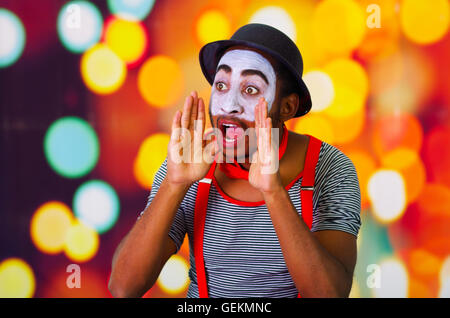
[199, 23, 312, 117]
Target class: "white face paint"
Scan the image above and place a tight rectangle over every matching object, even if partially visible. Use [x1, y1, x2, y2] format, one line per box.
[210, 49, 277, 122]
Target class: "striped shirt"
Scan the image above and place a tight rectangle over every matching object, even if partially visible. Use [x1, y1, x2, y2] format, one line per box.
[140, 141, 361, 298]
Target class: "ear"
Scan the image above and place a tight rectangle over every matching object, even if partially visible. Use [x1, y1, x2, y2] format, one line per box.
[279, 93, 299, 121]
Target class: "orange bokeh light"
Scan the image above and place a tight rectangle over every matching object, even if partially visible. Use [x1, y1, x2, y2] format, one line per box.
[138, 55, 184, 108]
[372, 113, 423, 159]
[381, 148, 426, 204]
[329, 107, 366, 145]
[417, 183, 450, 217]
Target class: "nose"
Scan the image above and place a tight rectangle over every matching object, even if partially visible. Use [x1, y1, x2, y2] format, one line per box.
[220, 92, 244, 114]
[221, 105, 243, 114]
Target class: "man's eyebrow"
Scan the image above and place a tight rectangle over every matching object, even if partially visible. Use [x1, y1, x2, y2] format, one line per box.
[215, 65, 269, 85]
[241, 69, 269, 84]
[216, 64, 231, 74]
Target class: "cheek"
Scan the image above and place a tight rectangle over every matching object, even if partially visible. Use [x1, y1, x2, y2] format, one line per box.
[263, 83, 276, 111]
[209, 93, 222, 115]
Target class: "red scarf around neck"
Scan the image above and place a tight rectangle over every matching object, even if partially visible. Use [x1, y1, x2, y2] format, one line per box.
[218, 124, 288, 180]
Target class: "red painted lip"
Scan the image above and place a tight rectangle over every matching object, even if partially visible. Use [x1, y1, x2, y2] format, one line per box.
[218, 118, 244, 127]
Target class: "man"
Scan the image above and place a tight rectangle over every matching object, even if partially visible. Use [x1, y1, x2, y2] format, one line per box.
[109, 24, 361, 298]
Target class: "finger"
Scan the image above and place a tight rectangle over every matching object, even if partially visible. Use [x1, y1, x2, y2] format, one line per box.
[181, 95, 193, 129]
[251, 150, 259, 164]
[170, 110, 182, 141]
[190, 91, 198, 127]
[254, 101, 260, 141]
[254, 98, 260, 128]
[257, 97, 263, 129]
[265, 117, 272, 158]
[198, 97, 206, 133]
[262, 99, 268, 128]
[258, 114, 265, 156]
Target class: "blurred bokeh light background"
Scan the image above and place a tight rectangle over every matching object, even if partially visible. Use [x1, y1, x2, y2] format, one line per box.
[0, 0, 449, 298]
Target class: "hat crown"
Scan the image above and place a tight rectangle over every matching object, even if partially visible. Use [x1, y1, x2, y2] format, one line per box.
[229, 23, 304, 76]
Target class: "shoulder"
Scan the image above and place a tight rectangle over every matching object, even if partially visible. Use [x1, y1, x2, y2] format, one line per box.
[287, 131, 357, 182]
[316, 142, 357, 178]
[314, 141, 360, 197]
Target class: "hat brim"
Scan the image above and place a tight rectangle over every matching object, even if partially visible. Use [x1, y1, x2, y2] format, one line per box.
[199, 39, 312, 117]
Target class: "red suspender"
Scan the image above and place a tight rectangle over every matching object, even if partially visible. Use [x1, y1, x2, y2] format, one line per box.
[193, 135, 322, 298]
[193, 161, 217, 298]
[300, 135, 322, 230]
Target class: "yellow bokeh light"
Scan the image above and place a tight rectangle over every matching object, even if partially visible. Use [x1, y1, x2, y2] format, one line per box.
[196, 9, 231, 46]
[81, 43, 127, 95]
[373, 258, 409, 298]
[30, 201, 74, 254]
[134, 133, 170, 189]
[323, 58, 369, 118]
[138, 55, 184, 108]
[249, 6, 297, 42]
[400, 0, 450, 45]
[157, 255, 189, 294]
[104, 18, 147, 65]
[64, 221, 99, 263]
[312, 0, 366, 56]
[303, 70, 335, 112]
[0, 258, 35, 298]
[368, 169, 407, 224]
[293, 113, 335, 145]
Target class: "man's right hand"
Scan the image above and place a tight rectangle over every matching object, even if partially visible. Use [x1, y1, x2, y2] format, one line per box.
[166, 91, 218, 186]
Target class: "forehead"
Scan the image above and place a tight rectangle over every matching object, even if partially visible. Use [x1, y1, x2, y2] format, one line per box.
[217, 46, 276, 71]
[224, 45, 276, 64]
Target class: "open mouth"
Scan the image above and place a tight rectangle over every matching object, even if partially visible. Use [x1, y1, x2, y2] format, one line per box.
[218, 118, 246, 147]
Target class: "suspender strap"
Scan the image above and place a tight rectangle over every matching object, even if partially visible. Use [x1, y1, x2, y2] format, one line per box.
[193, 161, 217, 298]
[300, 135, 322, 230]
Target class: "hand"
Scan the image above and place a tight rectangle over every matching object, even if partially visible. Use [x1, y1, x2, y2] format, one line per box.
[166, 91, 219, 186]
[248, 98, 284, 194]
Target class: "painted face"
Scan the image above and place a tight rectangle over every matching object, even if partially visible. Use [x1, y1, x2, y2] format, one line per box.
[210, 49, 277, 121]
[209, 49, 277, 152]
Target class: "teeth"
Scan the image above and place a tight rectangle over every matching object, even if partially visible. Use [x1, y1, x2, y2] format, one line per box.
[222, 123, 237, 128]
[225, 136, 235, 142]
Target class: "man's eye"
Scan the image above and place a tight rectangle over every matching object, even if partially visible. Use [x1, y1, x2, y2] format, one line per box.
[216, 82, 227, 91]
[245, 86, 259, 95]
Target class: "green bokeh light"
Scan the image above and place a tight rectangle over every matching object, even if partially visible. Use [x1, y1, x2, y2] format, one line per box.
[44, 116, 99, 178]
